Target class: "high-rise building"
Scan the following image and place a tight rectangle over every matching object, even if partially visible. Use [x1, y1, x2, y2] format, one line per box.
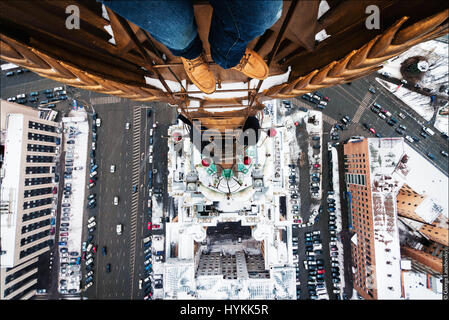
[0, 100, 59, 300]
[343, 137, 404, 300]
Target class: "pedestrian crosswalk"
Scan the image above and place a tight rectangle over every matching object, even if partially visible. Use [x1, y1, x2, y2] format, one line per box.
[352, 92, 374, 123]
[90, 96, 122, 105]
[129, 106, 141, 298]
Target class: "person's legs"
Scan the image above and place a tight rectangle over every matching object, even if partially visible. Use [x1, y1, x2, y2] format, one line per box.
[101, 0, 202, 59]
[208, 0, 283, 69]
[102, 0, 216, 94]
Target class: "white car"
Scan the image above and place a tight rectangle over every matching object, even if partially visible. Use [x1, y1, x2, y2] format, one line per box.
[125, 122, 130, 130]
[152, 122, 158, 128]
[92, 142, 96, 150]
[96, 118, 101, 127]
[139, 279, 143, 289]
[149, 128, 153, 136]
[113, 196, 119, 205]
[90, 171, 97, 178]
[405, 135, 414, 143]
[149, 145, 153, 154]
[116, 224, 122, 235]
[85, 282, 93, 289]
[86, 258, 93, 265]
[110, 165, 115, 173]
[378, 112, 386, 119]
[88, 216, 95, 223]
[87, 221, 96, 228]
[86, 271, 94, 277]
[148, 155, 153, 164]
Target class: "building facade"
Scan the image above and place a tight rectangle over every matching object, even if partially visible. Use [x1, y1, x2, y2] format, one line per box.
[0, 100, 59, 299]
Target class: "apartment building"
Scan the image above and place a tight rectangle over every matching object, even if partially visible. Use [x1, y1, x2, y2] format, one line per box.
[0, 100, 59, 300]
[343, 138, 403, 300]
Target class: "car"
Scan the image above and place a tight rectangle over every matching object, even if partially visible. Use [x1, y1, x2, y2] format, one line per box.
[420, 131, 428, 138]
[110, 165, 115, 173]
[369, 127, 376, 134]
[106, 264, 111, 273]
[152, 224, 160, 230]
[125, 122, 130, 130]
[313, 164, 320, 168]
[116, 224, 123, 235]
[6, 71, 14, 77]
[441, 150, 448, 157]
[395, 127, 404, 135]
[113, 196, 119, 205]
[427, 153, 435, 160]
[96, 118, 101, 127]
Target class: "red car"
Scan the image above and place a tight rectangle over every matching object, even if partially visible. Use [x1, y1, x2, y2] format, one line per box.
[92, 245, 97, 253]
[81, 252, 86, 261]
[52, 187, 57, 194]
[152, 224, 160, 230]
[317, 269, 325, 274]
[147, 222, 152, 230]
[323, 96, 330, 101]
[313, 164, 321, 168]
[60, 232, 68, 237]
[369, 128, 376, 134]
[293, 219, 301, 224]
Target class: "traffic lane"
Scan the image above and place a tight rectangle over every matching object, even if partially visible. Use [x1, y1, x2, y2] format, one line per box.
[359, 106, 448, 174]
[82, 99, 134, 299]
[1, 68, 44, 89]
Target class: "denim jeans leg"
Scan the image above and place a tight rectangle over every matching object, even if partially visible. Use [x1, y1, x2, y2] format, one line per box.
[101, 0, 203, 59]
[208, 0, 283, 69]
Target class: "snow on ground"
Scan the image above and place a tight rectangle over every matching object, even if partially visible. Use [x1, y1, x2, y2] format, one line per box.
[376, 78, 434, 121]
[58, 110, 89, 293]
[380, 39, 449, 94]
[393, 142, 448, 219]
[1, 63, 18, 70]
[433, 107, 449, 135]
[378, 39, 449, 134]
[402, 271, 442, 299]
[367, 138, 409, 299]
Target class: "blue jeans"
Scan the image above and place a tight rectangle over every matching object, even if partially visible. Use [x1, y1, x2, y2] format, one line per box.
[102, 0, 282, 69]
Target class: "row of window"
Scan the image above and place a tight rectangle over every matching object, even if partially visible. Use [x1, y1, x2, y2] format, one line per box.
[24, 177, 52, 186]
[19, 239, 53, 259]
[346, 173, 366, 186]
[4, 261, 39, 285]
[23, 197, 52, 210]
[24, 187, 52, 198]
[26, 155, 54, 163]
[28, 121, 56, 133]
[3, 273, 37, 298]
[22, 208, 51, 222]
[21, 218, 51, 234]
[27, 144, 55, 153]
[28, 132, 55, 143]
[20, 229, 50, 246]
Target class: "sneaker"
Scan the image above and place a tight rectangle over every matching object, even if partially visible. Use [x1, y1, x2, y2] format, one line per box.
[232, 48, 269, 80]
[181, 54, 216, 94]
